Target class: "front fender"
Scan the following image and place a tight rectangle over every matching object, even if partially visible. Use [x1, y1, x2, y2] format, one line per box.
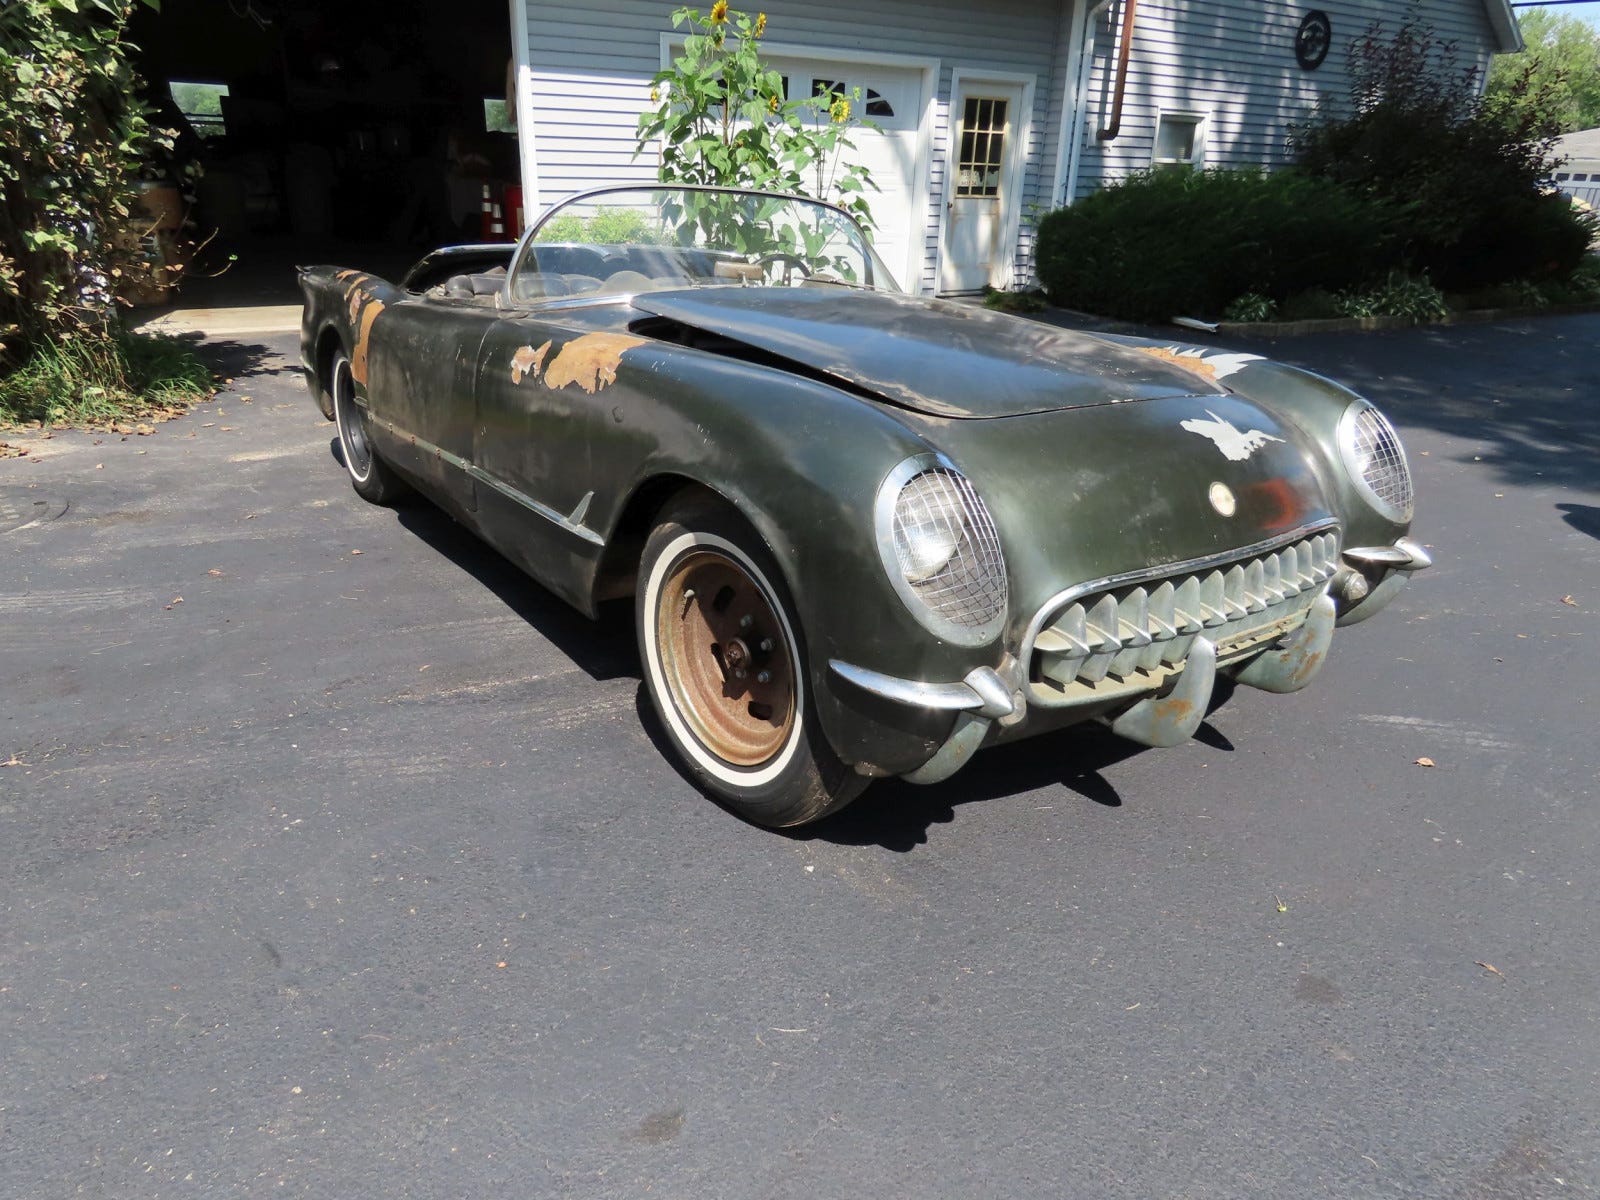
[587, 351, 998, 773]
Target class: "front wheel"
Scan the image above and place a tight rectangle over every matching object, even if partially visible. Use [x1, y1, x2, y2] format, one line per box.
[637, 498, 866, 827]
[331, 349, 407, 504]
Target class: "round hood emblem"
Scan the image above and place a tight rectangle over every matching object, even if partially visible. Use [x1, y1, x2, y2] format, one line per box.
[1209, 482, 1237, 517]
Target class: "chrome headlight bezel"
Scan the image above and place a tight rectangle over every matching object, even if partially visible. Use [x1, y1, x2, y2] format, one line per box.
[874, 455, 1008, 647]
[1337, 401, 1414, 524]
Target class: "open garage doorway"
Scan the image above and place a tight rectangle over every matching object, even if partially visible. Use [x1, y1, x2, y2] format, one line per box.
[127, 0, 522, 313]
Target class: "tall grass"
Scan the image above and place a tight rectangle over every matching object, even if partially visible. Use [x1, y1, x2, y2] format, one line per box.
[0, 331, 212, 426]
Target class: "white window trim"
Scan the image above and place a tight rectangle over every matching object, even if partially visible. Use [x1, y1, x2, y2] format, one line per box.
[657, 34, 939, 293]
[1151, 108, 1208, 169]
[937, 68, 1037, 293]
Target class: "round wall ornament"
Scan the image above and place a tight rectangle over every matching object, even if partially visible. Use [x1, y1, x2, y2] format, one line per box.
[1296, 10, 1332, 70]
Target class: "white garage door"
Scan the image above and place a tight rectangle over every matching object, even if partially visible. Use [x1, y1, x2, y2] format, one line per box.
[766, 55, 925, 291]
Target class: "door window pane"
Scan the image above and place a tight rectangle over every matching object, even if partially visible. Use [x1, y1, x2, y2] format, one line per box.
[955, 96, 1007, 197]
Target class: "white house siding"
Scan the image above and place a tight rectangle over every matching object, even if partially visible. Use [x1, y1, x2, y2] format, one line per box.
[1070, 0, 1500, 202]
[515, 0, 1074, 293]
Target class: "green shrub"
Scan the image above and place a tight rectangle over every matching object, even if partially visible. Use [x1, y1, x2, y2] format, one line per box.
[1222, 293, 1277, 323]
[1033, 168, 1391, 322]
[982, 287, 1048, 314]
[1291, 10, 1597, 289]
[1334, 271, 1450, 321]
[0, 330, 211, 427]
[1, 0, 167, 364]
[1279, 288, 1344, 321]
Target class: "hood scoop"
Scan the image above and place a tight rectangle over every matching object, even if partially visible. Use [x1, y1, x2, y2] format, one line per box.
[630, 287, 1222, 419]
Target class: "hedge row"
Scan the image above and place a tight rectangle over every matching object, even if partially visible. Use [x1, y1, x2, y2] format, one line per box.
[1032, 167, 1595, 324]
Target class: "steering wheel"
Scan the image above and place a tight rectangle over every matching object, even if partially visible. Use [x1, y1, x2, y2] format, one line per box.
[753, 253, 813, 281]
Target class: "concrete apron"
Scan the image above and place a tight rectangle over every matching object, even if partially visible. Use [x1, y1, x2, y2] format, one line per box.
[128, 304, 301, 339]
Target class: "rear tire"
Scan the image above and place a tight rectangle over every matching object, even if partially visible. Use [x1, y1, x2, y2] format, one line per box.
[331, 349, 407, 505]
[637, 496, 866, 827]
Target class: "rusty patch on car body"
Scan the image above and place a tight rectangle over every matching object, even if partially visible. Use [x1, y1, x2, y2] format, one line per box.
[542, 333, 647, 394]
[349, 294, 385, 385]
[1137, 345, 1222, 381]
[511, 341, 553, 384]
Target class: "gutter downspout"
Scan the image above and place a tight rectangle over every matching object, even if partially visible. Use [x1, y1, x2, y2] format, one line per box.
[1096, 0, 1138, 142]
[1061, 0, 1112, 205]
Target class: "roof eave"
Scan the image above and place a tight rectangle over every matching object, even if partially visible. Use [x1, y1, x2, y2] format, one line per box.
[1485, 0, 1525, 53]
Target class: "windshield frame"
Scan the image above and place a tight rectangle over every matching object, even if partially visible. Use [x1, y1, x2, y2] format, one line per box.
[504, 183, 903, 306]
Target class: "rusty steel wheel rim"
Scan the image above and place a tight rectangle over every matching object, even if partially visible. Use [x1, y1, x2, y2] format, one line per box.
[655, 549, 797, 769]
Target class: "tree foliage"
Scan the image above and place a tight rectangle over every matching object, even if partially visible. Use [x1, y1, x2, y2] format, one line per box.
[0, 0, 165, 365]
[1488, 8, 1600, 135]
[635, 4, 877, 231]
[1291, 8, 1594, 290]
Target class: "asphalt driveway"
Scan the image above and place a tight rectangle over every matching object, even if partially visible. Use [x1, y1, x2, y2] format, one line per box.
[1, 313, 1596, 1198]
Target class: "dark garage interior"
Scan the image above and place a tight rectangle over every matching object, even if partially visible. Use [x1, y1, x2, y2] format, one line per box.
[127, 0, 522, 307]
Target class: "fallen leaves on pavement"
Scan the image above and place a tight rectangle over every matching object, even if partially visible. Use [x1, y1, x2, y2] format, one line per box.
[1416, 757, 1437, 768]
[1474, 961, 1505, 979]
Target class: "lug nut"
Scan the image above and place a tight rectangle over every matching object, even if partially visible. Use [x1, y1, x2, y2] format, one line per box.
[756, 670, 771, 684]
[759, 638, 773, 652]
[739, 614, 754, 629]
[734, 668, 747, 679]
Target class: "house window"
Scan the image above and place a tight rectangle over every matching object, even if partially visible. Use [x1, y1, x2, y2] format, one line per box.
[168, 81, 229, 138]
[1153, 112, 1205, 168]
[1574, 173, 1591, 182]
[483, 99, 515, 133]
[956, 96, 1008, 197]
[1556, 172, 1572, 181]
[812, 79, 893, 118]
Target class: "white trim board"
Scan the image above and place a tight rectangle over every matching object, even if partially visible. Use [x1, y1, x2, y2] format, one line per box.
[508, 0, 540, 211]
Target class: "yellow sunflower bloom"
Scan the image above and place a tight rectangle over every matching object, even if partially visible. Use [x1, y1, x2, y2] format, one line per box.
[768, 93, 780, 113]
[710, 0, 728, 23]
[754, 12, 767, 36]
[830, 97, 851, 123]
[650, 87, 660, 104]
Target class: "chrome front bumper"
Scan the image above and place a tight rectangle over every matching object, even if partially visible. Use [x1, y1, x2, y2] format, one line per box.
[828, 535, 1432, 785]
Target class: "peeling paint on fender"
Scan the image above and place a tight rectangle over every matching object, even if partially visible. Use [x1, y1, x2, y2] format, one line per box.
[349, 295, 385, 386]
[1137, 345, 1264, 383]
[511, 341, 553, 385]
[542, 333, 648, 394]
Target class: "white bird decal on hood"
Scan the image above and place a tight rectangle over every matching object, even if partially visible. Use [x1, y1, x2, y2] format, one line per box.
[1181, 410, 1285, 462]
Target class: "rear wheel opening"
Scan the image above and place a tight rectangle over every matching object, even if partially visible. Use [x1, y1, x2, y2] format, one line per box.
[330, 349, 407, 505]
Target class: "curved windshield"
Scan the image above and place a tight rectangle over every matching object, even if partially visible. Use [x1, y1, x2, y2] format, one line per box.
[509, 186, 901, 303]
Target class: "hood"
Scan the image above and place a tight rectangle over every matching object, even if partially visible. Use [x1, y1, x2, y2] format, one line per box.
[631, 287, 1227, 419]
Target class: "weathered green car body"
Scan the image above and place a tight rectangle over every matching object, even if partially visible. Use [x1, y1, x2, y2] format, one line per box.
[299, 186, 1427, 797]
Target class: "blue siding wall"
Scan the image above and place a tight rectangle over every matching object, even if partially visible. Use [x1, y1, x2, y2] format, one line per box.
[1070, 0, 1501, 203]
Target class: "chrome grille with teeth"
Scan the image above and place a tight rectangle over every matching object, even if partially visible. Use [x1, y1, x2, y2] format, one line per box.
[1030, 531, 1341, 703]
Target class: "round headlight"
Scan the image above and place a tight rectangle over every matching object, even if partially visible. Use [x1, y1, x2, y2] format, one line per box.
[1338, 401, 1414, 523]
[875, 457, 1007, 645]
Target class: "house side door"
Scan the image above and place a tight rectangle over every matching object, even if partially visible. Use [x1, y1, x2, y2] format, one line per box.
[939, 82, 1023, 293]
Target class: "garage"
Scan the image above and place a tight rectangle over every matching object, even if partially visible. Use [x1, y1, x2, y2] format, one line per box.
[127, 0, 524, 307]
[757, 53, 931, 295]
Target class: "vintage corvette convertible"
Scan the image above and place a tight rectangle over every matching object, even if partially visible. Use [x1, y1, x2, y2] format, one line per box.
[299, 184, 1430, 827]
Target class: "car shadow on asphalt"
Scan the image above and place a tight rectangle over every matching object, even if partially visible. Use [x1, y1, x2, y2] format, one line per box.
[384, 485, 640, 683]
[788, 719, 1224, 853]
[1558, 502, 1600, 541]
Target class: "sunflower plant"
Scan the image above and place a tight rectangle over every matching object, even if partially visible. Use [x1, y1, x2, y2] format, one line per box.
[636, 4, 878, 237]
